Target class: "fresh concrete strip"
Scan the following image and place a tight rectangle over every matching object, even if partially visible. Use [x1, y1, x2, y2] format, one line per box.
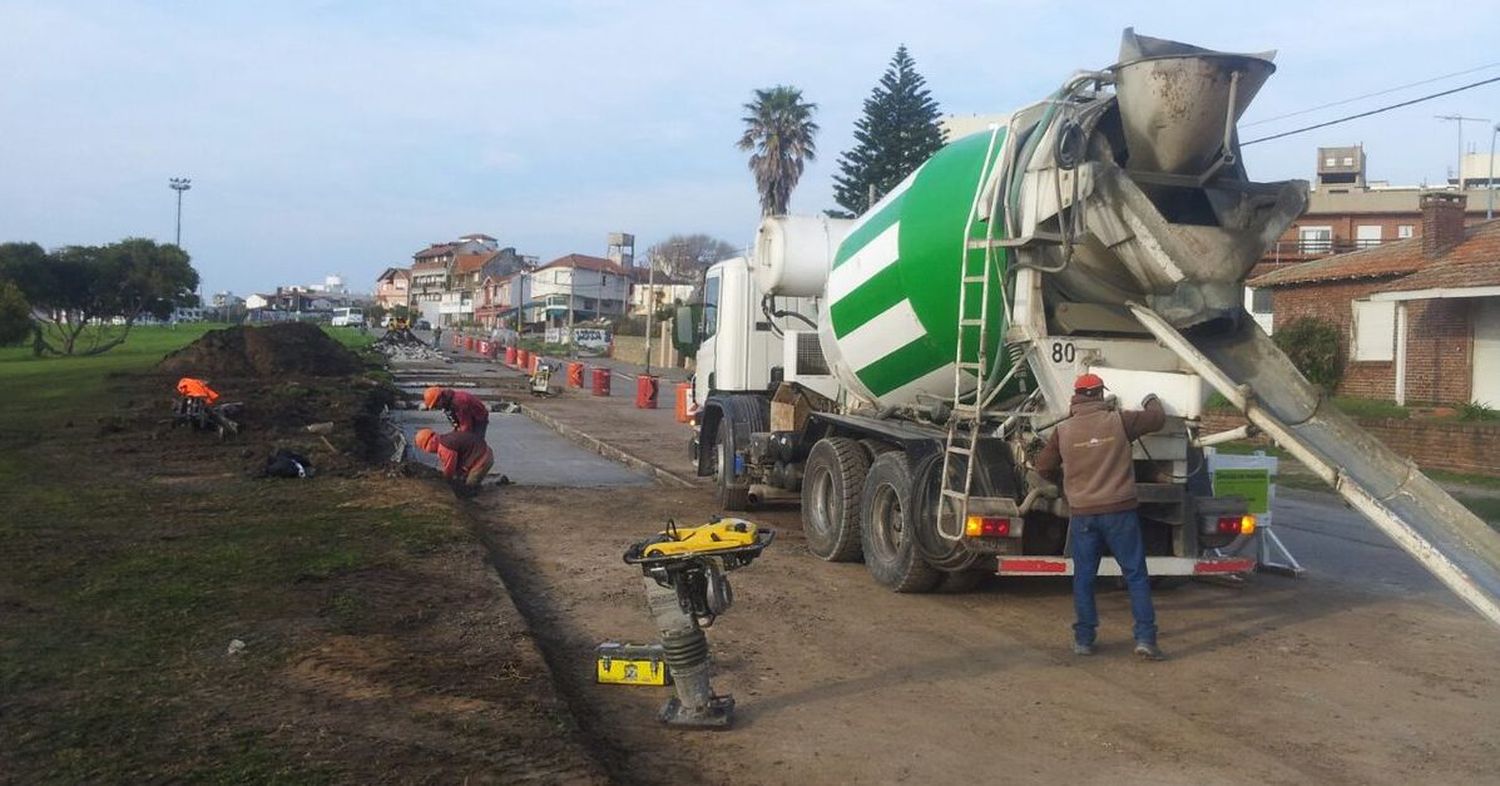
[518, 403, 699, 489]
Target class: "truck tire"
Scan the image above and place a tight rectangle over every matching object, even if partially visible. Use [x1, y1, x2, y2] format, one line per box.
[717, 418, 750, 511]
[801, 437, 868, 562]
[860, 451, 941, 593]
[859, 438, 898, 460]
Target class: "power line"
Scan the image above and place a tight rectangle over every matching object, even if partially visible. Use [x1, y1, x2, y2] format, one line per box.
[1240, 75, 1500, 146]
[1242, 61, 1500, 128]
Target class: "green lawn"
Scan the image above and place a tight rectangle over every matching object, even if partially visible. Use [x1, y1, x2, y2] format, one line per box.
[0, 322, 473, 781]
[0, 324, 224, 432]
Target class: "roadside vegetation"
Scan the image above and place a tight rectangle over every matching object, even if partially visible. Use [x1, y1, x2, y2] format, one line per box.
[0, 325, 520, 781]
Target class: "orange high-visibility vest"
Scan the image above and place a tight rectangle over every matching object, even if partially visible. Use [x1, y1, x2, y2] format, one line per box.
[176, 377, 221, 405]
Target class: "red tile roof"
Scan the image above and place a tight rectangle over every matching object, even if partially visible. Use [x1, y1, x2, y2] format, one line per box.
[452, 252, 493, 275]
[1250, 220, 1500, 288]
[535, 254, 628, 275]
[1373, 222, 1500, 294]
[413, 243, 456, 260]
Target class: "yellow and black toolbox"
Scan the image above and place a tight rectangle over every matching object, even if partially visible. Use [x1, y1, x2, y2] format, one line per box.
[595, 641, 671, 686]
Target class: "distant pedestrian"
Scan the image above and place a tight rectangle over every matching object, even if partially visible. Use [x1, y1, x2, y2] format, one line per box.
[414, 427, 493, 497]
[432, 324, 444, 348]
[423, 386, 490, 439]
[1036, 373, 1167, 660]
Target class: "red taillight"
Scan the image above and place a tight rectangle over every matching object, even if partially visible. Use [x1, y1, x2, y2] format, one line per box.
[1216, 515, 1257, 535]
[965, 516, 1013, 537]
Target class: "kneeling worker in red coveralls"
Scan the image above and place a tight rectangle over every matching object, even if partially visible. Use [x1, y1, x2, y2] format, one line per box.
[414, 427, 494, 497]
[423, 386, 490, 439]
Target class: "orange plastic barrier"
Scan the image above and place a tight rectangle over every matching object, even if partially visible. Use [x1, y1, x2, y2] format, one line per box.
[635, 375, 658, 409]
[505, 346, 518, 365]
[674, 382, 692, 423]
[591, 368, 611, 396]
[567, 362, 584, 388]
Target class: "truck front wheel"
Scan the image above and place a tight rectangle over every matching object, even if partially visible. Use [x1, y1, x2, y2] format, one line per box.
[801, 437, 868, 562]
[860, 451, 941, 593]
[716, 418, 750, 511]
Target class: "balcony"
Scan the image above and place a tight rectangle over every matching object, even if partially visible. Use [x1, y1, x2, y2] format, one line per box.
[1263, 237, 1392, 263]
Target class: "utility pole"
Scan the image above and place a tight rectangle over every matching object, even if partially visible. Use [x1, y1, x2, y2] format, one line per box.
[566, 260, 575, 351]
[643, 255, 656, 376]
[168, 177, 191, 246]
[1489, 124, 1499, 220]
[1436, 115, 1490, 190]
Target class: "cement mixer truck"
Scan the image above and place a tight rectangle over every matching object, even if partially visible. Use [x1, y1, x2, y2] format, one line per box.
[687, 30, 1500, 624]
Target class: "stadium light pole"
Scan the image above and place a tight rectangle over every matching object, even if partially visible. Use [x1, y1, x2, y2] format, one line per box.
[169, 177, 192, 246]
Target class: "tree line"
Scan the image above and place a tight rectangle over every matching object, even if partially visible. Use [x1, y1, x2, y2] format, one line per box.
[739, 44, 946, 218]
[0, 239, 199, 356]
[642, 45, 946, 288]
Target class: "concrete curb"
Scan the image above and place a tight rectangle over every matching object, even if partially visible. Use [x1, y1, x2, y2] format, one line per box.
[518, 403, 698, 489]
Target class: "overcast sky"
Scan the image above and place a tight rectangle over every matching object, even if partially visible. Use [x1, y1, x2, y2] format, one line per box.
[3, 0, 1499, 297]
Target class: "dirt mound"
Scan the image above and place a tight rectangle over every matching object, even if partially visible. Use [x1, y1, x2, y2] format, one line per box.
[159, 322, 365, 378]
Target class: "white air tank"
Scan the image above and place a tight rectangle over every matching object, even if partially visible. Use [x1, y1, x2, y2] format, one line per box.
[752, 215, 853, 297]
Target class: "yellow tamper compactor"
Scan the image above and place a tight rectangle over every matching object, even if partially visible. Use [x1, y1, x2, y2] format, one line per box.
[622, 517, 773, 729]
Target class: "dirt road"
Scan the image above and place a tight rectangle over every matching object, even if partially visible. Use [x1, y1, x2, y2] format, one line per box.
[474, 481, 1500, 785]
[407, 344, 1500, 784]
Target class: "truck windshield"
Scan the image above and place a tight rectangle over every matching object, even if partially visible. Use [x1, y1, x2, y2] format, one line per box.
[702, 274, 720, 339]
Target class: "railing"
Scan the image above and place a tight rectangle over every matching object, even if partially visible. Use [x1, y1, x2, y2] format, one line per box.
[1264, 237, 1392, 261]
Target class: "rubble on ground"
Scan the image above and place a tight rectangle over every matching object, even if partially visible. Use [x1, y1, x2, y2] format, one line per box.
[373, 329, 448, 362]
[158, 322, 364, 378]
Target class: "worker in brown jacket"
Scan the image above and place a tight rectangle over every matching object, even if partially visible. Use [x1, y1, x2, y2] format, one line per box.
[1036, 372, 1166, 660]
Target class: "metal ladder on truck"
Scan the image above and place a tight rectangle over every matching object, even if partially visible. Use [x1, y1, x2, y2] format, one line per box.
[936, 126, 1007, 542]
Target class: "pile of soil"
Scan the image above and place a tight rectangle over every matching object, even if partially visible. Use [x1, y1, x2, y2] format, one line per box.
[159, 323, 365, 378]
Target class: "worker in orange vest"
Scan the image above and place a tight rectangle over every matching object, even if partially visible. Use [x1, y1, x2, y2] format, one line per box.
[414, 427, 494, 496]
[423, 386, 490, 438]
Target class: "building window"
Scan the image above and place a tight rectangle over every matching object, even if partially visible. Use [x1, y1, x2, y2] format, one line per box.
[1352, 299, 1396, 362]
[1250, 287, 1273, 314]
[1397, 224, 1414, 239]
[1341, 156, 1354, 166]
[1324, 157, 1336, 167]
[1298, 226, 1333, 254]
[1355, 225, 1383, 248]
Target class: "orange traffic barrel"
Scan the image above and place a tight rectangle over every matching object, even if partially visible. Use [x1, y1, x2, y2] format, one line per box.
[591, 368, 611, 396]
[674, 382, 692, 423]
[517, 349, 530, 369]
[567, 362, 584, 388]
[504, 345, 518, 365]
[530, 354, 541, 375]
[635, 375, 658, 409]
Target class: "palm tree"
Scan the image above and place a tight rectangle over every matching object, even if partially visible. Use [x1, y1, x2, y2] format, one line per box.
[738, 86, 819, 216]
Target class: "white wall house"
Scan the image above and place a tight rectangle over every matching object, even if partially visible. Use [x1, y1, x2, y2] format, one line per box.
[529, 254, 630, 327]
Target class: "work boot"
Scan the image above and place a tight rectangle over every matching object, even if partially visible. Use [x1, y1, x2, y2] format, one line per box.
[1134, 641, 1166, 661]
[1072, 641, 1095, 656]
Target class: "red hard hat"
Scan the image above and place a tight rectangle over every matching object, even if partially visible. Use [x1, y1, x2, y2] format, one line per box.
[1074, 373, 1106, 392]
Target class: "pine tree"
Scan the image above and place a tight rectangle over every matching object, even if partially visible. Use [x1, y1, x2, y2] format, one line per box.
[832, 45, 946, 217]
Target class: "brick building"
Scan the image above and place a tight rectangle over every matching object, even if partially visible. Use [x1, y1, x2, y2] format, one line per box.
[1249, 193, 1500, 406]
[1245, 146, 1493, 334]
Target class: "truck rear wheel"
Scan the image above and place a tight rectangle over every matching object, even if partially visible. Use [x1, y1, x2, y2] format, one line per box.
[860, 451, 941, 593]
[716, 418, 749, 511]
[801, 437, 868, 562]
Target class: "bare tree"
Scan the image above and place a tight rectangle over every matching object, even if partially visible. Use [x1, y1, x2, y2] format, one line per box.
[644, 234, 740, 285]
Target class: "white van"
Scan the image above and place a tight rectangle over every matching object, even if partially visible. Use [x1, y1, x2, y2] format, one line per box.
[330, 307, 365, 327]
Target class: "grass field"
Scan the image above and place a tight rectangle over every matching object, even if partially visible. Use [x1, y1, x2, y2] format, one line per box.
[0, 323, 486, 781]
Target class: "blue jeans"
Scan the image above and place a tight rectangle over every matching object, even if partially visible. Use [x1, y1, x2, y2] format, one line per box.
[1070, 509, 1157, 646]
